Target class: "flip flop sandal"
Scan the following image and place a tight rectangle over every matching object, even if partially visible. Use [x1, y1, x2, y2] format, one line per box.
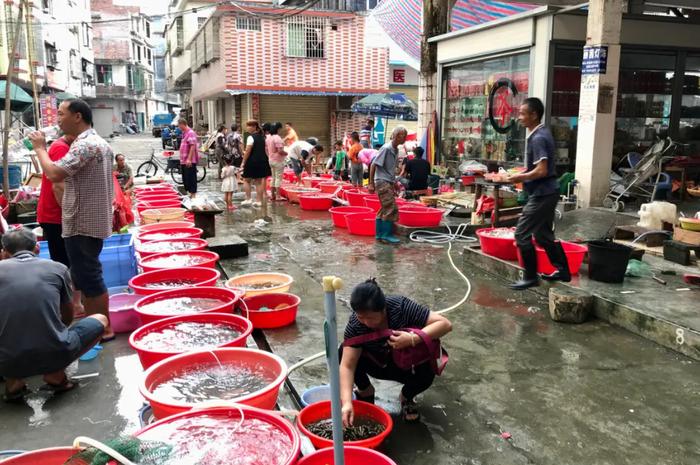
[353, 390, 375, 404]
[401, 400, 420, 422]
[3, 385, 29, 404]
[40, 378, 76, 394]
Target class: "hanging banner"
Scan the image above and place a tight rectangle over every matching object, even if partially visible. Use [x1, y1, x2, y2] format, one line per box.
[40, 94, 58, 128]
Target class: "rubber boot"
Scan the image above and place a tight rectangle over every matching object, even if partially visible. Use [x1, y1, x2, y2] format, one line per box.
[510, 245, 539, 290]
[541, 241, 572, 282]
[382, 220, 401, 244]
[375, 218, 385, 242]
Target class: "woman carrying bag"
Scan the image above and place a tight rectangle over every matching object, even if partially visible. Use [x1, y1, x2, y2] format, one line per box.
[340, 279, 452, 424]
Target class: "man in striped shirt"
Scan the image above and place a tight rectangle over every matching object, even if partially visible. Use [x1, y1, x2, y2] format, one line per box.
[359, 118, 374, 148]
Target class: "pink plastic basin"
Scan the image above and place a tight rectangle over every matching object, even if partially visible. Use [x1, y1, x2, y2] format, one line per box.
[137, 227, 203, 243]
[139, 250, 219, 273]
[298, 447, 398, 465]
[138, 221, 195, 233]
[139, 348, 288, 418]
[346, 212, 376, 236]
[299, 193, 334, 211]
[516, 240, 588, 275]
[129, 267, 221, 295]
[297, 400, 393, 450]
[0, 448, 80, 465]
[134, 406, 300, 465]
[129, 312, 253, 369]
[135, 237, 208, 258]
[476, 228, 518, 261]
[109, 293, 142, 333]
[240, 293, 301, 329]
[134, 286, 239, 325]
[397, 207, 443, 227]
[329, 206, 373, 228]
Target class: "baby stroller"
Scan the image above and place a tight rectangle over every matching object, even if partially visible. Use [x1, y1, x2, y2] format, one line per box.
[603, 138, 677, 212]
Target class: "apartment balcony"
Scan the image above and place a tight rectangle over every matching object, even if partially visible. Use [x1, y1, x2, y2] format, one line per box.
[95, 84, 145, 99]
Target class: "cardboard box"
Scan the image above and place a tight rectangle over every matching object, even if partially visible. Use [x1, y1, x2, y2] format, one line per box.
[673, 226, 700, 246]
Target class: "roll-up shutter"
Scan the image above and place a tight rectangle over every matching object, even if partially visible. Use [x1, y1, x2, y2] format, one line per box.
[259, 95, 330, 151]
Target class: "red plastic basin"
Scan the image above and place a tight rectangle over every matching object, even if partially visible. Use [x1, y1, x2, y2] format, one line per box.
[363, 196, 382, 212]
[397, 207, 443, 227]
[240, 293, 301, 329]
[287, 187, 320, 204]
[137, 199, 182, 214]
[129, 312, 253, 369]
[329, 206, 373, 228]
[134, 286, 239, 325]
[137, 227, 203, 243]
[109, 293, 142, 333]
[516, 240, 588, 275]
[476, 228, 518, 261]
[346, 212, 376, 236]
[135, 406, 300, 465]
[136, 237, 208, 258]
[319, 182, 340, 194]
[140, 348, 288, 418]
[135, 191, 180, 200]
[461, 175, 477, 186]
[299, 193, 334, 211]
[1, 448, 79, 465]
[129, 267, 221, 295]
[303, 177, 325, 188]
[297, 400, 393, 450]
[345, 190, 373, 207]
[138, 221, 195, 233]
[134, 184, 176, 194]
[140, 250, 219, 273]
[298, 447, 398, 465]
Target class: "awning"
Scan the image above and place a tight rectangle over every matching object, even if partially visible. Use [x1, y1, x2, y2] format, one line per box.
[0, 80, 33, 112]
[224, 89, 382, 97]
[371, 0, 537, 61]
[55, 91, 78, 101]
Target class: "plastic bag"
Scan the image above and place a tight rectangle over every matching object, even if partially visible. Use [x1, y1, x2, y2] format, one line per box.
[625, 259, 651, 277]
[459, 160, 487, 174]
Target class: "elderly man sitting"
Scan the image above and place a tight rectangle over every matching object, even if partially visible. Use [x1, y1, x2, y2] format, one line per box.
[0, 228, 107, 402]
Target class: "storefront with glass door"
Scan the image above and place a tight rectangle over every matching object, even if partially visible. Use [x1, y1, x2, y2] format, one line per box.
[433, 8, 700, 174]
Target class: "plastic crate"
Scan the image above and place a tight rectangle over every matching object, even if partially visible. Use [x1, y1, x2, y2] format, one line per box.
[37, 235, 137, 288]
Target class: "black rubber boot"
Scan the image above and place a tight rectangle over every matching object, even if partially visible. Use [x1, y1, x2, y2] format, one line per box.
[541, 241, 572, 282]
[510, 245, 539, 290]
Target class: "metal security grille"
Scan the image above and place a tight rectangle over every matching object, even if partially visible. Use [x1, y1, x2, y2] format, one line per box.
[236, 16, 261, 31]
[285, 16, 326, 59]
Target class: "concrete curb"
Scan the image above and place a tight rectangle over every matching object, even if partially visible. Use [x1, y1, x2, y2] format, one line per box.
[463, 246, 700, 361]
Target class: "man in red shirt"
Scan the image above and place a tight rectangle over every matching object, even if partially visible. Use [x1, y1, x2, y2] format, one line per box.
[36, 134, 84, 316]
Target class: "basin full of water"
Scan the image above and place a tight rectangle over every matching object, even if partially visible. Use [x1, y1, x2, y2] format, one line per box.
[137, 322, 242, 352]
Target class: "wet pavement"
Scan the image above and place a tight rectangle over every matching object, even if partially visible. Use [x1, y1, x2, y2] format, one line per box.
[1, 135, 699, 464]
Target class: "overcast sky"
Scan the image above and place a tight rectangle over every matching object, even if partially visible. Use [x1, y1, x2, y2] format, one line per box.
[114, 0, 170, 16]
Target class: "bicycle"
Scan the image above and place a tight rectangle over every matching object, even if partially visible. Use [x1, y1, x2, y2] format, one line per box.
[136, 149, 207, 185]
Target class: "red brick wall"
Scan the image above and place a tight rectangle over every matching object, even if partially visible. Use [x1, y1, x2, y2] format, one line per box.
[221, 14, 388, 94]
[333, 111, 367, 144]
[91, 0, 139, 60]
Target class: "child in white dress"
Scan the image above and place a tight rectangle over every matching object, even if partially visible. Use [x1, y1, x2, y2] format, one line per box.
[221, 160, 238, 210]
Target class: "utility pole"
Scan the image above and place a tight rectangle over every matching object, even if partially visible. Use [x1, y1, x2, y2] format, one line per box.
[25, 0, 40, 172]
[418, 0, 455, 162]
[2, 0, 25, 198]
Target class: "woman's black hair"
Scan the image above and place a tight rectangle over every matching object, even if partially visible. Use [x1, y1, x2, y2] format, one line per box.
[270, 123, 280, 136]
[262, 122, 272, 134]
[218, 124, 226, 132]
[350, 278, 386, 313]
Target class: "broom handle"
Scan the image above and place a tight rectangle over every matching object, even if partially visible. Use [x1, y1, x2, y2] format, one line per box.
[72, 437, 137, 465]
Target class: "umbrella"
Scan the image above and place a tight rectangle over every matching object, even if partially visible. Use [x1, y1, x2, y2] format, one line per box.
[0, 80, 33, 112]
[351, 92, 418, 121]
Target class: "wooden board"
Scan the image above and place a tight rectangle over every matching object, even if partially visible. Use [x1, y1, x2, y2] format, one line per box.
[614, 239, 665, 258]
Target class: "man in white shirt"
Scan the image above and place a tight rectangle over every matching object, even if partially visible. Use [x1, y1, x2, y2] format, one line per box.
[287, 140, 324, 183]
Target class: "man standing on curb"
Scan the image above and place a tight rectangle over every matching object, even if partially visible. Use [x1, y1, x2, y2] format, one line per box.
[178, 118, 199, 198]
[30, 99, 115, 340]
[507, 97, 570, 290]
[369, 126, 407, 245]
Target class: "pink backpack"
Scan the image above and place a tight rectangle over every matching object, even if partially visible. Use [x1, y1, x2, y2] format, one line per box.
[344, 328, 448, 375]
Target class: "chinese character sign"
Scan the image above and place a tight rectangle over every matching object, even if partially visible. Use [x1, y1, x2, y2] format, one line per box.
[393, 69, 406, 84]
[40, 94, 58, 128]
[582, 46, 608, 75]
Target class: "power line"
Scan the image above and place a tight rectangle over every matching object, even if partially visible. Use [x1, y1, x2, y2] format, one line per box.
[0, 0, 331, 27]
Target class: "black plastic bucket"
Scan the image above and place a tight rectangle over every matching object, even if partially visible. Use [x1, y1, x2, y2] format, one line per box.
[587, 240, 632, 283]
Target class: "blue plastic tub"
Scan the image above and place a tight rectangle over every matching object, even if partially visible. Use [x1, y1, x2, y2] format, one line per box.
[0, 165, 22, 189]
[300, 385, 356, 407]
[38, 233, 136, 287]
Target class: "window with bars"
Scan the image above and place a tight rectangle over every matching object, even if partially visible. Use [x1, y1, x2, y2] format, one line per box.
[286, 16, 326, 59]
[236, 16, 261, 31]
[82, 59, 94, 85]
[45, 42, 58, 69]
